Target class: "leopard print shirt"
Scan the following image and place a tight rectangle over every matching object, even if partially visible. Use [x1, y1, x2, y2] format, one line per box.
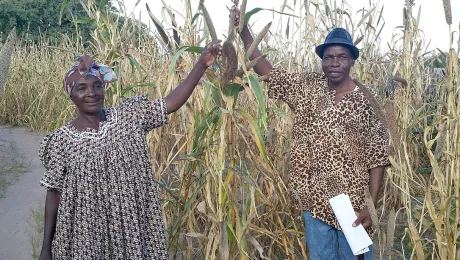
[39, 95, 169, 259]
[268, 68, 390, 232]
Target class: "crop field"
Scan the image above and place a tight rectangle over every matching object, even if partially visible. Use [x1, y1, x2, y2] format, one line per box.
[0, 0, 459, 259]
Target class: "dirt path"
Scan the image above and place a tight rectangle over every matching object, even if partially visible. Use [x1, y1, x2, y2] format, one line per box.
[0, 125, 46, 260]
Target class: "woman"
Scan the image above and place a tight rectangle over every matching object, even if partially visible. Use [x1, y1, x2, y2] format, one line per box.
[38, 42, 222, 259]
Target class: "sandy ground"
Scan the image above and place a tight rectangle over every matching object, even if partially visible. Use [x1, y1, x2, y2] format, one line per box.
[0, 125, 45, 260]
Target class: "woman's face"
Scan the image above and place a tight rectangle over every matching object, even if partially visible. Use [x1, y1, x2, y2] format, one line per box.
[70, 75, 105, 114]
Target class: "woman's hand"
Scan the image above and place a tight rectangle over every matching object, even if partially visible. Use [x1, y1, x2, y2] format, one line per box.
[197, 41, 222, 68]
[164, 41, 222, 113]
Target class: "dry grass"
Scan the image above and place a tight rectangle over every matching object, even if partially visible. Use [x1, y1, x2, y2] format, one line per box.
[0, 0, 459, 259]
[0, 28, 16, 90]
[442, 0, 452, 25]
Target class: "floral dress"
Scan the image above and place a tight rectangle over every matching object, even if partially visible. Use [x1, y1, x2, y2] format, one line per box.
[39, 95, 169, 259]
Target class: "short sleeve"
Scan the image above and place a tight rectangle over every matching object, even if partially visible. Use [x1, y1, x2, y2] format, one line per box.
[365, 105, 391, 170]
[120, 95, 168, 132]
[38, 132, 66, 191]
[268, 67, 313, 111]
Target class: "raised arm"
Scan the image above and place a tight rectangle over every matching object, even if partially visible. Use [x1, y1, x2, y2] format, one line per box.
[39, 189, 61, 260]
[234, 8, 272, 77]
[164, 42, 222, 114]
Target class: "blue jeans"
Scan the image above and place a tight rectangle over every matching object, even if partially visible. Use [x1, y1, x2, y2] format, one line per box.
[303, 211, 373, 260]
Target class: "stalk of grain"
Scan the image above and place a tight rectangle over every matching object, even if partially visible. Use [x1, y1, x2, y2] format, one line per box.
[365, 188, 379, 231]
[222, 2, 241, 88]
[234, 54, 267, 77]
[200, 3, 218, 43]
[227, 4, 237, 43]
[385, 208, 396, 255]
[383, 100, 401, 152]
[219, 221, 229, 260]
[238, 0, 248, 33]
[442, 0, 452, 25]
[246, 22, 272, 59]
[434, 121, 447, 159]
[146, 3, 172, 51]
[354, 80, 387, 128]
[258, 74, 269, 81]
[0, 28, 16, 91]
[221, 41, 238, 86]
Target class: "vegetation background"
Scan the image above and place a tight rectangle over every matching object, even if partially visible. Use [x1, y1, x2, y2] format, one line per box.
[0, 0, 459, 259]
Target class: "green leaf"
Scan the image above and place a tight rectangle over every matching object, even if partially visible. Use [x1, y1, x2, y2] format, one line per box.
[211, 83, 222, 108]
[416, 167, 432, 175]
[121, 82, 155, 97]
[73, 18, 96, 24]
[184, 46, 204, 54]
[169, 46, 188, 75]
[169, 46, 204, 75]
[183, 176, 206, 212]
[202, 81, 213, 112]
[126, 54, 145, 79]
[262, 48, 279, 54]
[181, 152, 203, 160]
[97, 0, 110, 10]
[222, 83, 243, 97]
[192, 13, 201, 24]
[236, 109, 269, 162]
[247, 76, 267, 130]
[244, 8, 300, 25]
[413, 104, 427, 120]
[155, 180, 179, 201]
[59, 0, 70, 25]
[269, 107, 289, 118]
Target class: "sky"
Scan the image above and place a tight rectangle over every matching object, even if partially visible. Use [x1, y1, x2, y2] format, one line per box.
[118, 0, 460, 52]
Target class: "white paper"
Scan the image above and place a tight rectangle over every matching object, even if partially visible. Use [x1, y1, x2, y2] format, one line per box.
[329, 194, 373, 255]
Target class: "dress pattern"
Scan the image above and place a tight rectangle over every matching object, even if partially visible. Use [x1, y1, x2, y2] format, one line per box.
[268, 68, 390, 235]
[39, 95, 169, 259]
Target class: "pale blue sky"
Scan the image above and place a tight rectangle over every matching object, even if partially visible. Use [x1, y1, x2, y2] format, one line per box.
[118, 0, 459, 52]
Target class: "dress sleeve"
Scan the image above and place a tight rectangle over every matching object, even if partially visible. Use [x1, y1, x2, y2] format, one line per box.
[267, 67, 311, 110]
[38, 132, 66, 191]
[120, 95, 169, 132]
[365, 101, 391, 170]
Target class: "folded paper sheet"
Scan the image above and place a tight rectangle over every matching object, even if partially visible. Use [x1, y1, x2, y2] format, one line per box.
[329, 194, 373, 255]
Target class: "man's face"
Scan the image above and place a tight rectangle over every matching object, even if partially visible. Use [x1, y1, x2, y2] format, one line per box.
[70, 75, 105, 114]
[321, 45, 355, 86]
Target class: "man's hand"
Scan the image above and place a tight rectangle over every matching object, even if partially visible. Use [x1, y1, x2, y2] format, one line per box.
[228, 5, 272, 77]
[353, 207, 372, 229]
[198, 41, 222, 68]
[231, 5, 241, 28]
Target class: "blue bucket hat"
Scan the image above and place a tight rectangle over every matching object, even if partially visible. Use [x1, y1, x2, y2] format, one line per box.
[315, 28, 359, 59]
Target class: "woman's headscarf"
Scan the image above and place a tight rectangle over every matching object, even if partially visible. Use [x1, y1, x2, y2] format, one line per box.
[63, 55, 117, 96]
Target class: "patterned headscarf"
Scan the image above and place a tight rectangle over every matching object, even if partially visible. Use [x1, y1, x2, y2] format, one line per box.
[63, 55, 117, 96]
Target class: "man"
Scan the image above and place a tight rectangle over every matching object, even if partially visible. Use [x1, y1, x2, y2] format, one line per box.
[234, 9, 390, 260]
